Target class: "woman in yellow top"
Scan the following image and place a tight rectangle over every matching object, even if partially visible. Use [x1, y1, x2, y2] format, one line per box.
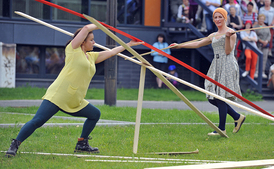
[5, 24, 143, 157]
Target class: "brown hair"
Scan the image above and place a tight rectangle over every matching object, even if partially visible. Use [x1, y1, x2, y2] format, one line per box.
[65, 28, 93, 47]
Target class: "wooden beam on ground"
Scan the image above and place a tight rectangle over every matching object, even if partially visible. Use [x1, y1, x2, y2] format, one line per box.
[144, 159, 274, 169]
[148, 149, 199, 155]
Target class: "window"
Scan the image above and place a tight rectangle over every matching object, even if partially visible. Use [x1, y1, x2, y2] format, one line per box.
[52, 0, 82, 22]
[12, 0, 45, 19]
[45, 47, 65, 74]
[0, 0, 3, 17]
[117, 0, 142, 25]
[16, 46, 40, 74]
[90, 0, 107, 22]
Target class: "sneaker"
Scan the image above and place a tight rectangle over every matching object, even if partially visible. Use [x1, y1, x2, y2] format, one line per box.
[268, 51, 272, 56]
[242, 71, 249, 77]
[254, 72, 258, 78]
[5, 139, 21, 157]
[208, 130, 226, 136]
[233, 114, 246, 133]
[262, 73, 267, 78]
[74, 136, 99, 153]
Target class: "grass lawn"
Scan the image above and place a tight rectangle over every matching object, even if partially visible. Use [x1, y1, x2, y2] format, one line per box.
[0, 106, 273, 169]
[0, 87, 263, 101]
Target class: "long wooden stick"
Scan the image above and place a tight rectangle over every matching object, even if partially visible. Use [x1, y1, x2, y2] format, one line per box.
[15, 11, 274, 122]
[144, 159, 274, 169]
[148, 149, 199, 155]
[133, 66, 146, 154]
[139, 25, 274, 57]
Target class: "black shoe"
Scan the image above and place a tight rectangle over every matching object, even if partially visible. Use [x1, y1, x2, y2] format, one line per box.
[5, 139, 21, 157]
[74, 136, 99, 153]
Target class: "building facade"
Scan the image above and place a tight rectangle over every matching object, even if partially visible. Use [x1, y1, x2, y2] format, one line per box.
[0, 0, 206, 89]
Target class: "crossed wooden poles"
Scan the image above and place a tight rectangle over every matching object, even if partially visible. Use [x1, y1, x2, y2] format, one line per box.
[15, 11, 274, 155]
[35, 0, 274, 119]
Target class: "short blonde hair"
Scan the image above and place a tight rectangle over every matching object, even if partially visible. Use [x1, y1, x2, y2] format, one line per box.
[257, 14, 266, 20]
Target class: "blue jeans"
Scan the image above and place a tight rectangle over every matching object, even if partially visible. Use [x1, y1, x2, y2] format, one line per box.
[16, 100, 101, 142]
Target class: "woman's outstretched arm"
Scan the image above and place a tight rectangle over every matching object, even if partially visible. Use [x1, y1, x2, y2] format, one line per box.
[95, 40, 144, 64]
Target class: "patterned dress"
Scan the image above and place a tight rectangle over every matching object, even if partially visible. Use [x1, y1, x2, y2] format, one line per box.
[204, 32, 242, 101]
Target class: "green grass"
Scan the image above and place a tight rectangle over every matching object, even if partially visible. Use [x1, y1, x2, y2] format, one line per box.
[1, 107, 274, 169]
[0, 106, 272, 124]
[0, 87, 263, 101]
[0, 87, 268, 168]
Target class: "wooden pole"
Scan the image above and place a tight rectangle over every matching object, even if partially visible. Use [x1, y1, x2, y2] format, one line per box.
[144, 159, 274, 169]
[133, 66, 146, 154]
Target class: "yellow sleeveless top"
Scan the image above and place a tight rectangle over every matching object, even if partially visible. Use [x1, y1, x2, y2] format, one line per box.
[42, 42, 99, 112]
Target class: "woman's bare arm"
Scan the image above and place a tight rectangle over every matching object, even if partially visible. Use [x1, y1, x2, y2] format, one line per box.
[71, 24, 98, 49]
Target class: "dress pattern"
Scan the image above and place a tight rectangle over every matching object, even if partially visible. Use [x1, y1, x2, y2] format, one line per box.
[204, 32, 242, 101]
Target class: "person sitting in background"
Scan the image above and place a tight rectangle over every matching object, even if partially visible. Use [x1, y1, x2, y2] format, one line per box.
[170, 0, 183, 22]
[227, 6, 243, 30]
[177, 0, 192, 23]
[189, 0, 199, 26]
[241, 0, 259, 13]
[241, 2, 258, 27]
[167, 65, 179, 87]
[254, 14, 271, 78]
[257, 0, 265, 10]
[240, 20, 258, 79]
[267, 64, 274, 90]
[259, 0, 274, 56]
[224, 0, 242, 17]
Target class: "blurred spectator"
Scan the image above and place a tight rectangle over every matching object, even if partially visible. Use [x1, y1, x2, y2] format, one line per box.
[257, 0, 265, 10]
[221, 0, 228, 7]
[170, 0, 183, 22]
[117, 0, 141, 24]
[267, 64, 274, 90]
[151, 34, 171, 88]
[167, 65, 179, 87]
[177, 0, 192, 23]
[259, 0, 274, 56]
[202, 0, 221, 33]
[241, 2, 258, 27]
[254, 14, 271, 78]
[196, 5, 207, 31]
[189, 0, 199, 26]
[227, 6, 243, 30]
[241, 0, 258, 13]
[240, 20, 258, 79]
[224, 0, 243, 17]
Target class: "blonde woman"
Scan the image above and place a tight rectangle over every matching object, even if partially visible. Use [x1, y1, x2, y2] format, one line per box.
[171, 8, 245, 136]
